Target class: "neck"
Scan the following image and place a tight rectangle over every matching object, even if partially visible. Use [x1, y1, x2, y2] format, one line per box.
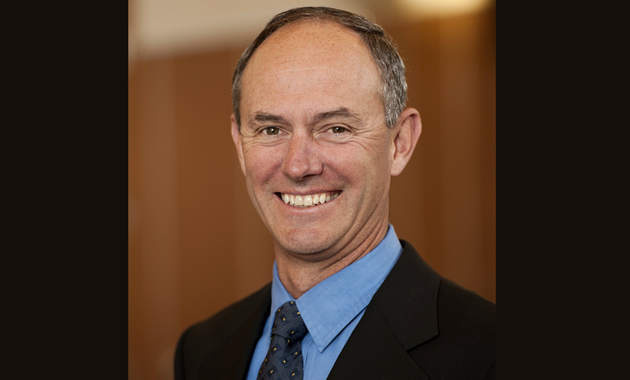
[275, 221, 389, 299]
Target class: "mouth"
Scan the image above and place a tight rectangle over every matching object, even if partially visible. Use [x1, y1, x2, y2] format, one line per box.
[275, 191, 340, 208]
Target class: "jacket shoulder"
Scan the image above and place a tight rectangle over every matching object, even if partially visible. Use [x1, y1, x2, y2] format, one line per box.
[412, 278, 495, 379]
[174, 283, 271, 380]
[186, 283, 271, 342]
[395, 240, 495, 379]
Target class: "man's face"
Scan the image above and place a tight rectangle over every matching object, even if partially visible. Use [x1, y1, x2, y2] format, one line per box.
[232, 21, 397, 258]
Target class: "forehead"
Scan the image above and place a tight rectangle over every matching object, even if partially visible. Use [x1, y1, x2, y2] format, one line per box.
[240, 21, 382, 120]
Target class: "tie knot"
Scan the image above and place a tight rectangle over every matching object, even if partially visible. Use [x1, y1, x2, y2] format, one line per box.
[271, 301, 307, 340]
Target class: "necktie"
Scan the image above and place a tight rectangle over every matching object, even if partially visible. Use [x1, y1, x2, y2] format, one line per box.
[257, 301, 308, 379]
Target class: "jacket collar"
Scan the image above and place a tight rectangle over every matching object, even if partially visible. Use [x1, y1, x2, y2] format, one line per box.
[371, 240, 440, 350]
[198, 284, 271, 380]
[327, 240, 440, 379]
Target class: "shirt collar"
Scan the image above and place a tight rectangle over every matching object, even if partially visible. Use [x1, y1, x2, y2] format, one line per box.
[270, 224, 402, 353]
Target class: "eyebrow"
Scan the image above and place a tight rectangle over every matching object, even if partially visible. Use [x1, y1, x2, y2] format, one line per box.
[248, 107, 362, 128]
[249, 113, 290, 127]
[312, 107, 362, 125]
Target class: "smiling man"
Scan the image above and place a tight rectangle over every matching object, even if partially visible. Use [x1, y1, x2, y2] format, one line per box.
[175, 7, 495, 380]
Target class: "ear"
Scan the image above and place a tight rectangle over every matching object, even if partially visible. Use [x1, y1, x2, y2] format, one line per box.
[390, 108, 422, 177]
[230, 114, 247, 176]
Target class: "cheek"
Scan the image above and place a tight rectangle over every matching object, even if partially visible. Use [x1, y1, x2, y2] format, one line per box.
[243, 145, 284, 183]
[323, 150, 376, 188]
[327, 141, 391, 180]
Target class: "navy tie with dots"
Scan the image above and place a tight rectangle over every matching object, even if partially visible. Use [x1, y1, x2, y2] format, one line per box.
[257, 301, 308, 380]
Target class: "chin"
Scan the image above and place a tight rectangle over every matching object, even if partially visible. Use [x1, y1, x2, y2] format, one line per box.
[274, 229, 336, 256]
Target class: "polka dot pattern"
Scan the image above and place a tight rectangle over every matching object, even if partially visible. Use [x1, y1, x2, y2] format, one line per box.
[257, 301, 307, 380]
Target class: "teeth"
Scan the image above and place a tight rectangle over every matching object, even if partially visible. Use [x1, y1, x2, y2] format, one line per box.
[281, 192, 339, 208]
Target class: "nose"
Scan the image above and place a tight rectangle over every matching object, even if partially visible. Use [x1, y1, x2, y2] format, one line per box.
[281, 133, 323, 181]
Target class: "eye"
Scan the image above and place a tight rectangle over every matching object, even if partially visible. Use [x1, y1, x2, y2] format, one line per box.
[331, 126, 347, 134]
[263, 127, 280, 135]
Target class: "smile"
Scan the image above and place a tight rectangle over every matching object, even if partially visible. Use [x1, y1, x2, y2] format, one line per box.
[278, 192, 340, 208]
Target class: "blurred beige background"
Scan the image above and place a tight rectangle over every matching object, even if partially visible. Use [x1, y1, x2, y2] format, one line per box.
[128, 1, 495, 379]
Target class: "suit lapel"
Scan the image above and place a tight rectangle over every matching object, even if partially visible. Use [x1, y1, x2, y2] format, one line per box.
[198, 285, 271, 380]
[328, 241, 441, 379]
[327, 302, 429, 379]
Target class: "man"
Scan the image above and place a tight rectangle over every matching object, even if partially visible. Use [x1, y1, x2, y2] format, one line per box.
[175, 6, 494, 380]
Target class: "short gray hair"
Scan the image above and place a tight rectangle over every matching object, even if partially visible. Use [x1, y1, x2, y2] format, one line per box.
[231, 6, 407, 129]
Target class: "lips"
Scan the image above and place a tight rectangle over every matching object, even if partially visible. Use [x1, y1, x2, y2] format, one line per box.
[278, 192, 340, 207]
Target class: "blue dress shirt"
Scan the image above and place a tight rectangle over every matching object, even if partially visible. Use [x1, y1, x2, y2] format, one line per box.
[245, 225, 403, 380]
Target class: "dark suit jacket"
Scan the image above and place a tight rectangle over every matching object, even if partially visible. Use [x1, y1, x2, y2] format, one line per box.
[174, 240, 495, 379]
